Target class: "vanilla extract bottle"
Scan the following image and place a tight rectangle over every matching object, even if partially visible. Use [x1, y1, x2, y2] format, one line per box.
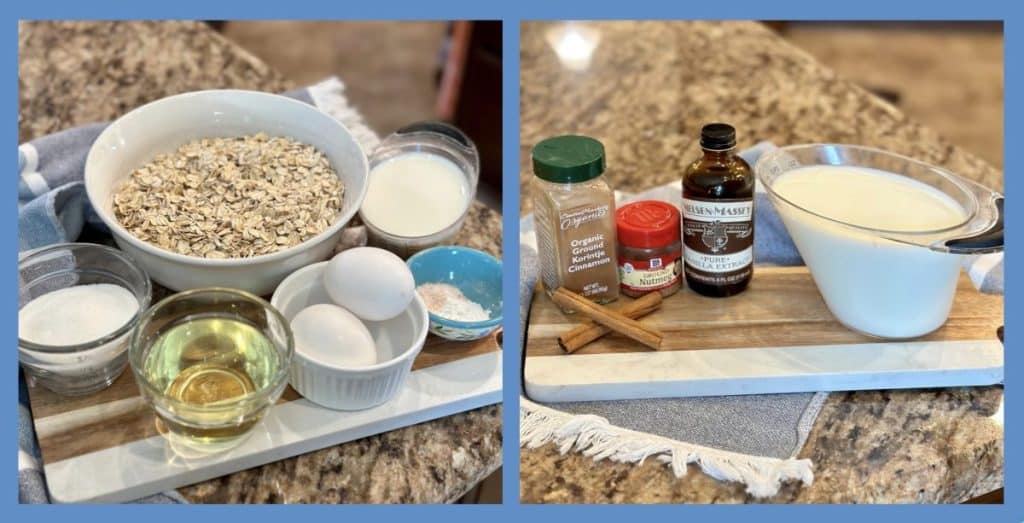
[681, 123, 754, 297]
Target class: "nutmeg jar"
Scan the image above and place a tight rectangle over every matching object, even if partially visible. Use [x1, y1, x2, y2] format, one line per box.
[615, 200, 683, 298]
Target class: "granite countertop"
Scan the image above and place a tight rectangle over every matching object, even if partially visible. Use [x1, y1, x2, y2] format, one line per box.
[519, 20, 1002, 504]
[19, 20, 501, 504]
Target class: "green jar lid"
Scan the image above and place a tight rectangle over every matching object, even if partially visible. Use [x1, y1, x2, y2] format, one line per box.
[532, 135, 606, 183]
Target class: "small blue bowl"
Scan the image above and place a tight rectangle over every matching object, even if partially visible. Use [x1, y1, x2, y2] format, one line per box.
[406, 246, 502, 341]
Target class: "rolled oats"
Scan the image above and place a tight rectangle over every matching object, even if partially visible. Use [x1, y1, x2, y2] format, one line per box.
[113, 133, 344, 258]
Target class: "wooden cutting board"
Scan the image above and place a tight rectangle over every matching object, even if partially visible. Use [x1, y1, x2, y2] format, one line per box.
[524, 267, 1002, 402]
[29, 331, 501, 503]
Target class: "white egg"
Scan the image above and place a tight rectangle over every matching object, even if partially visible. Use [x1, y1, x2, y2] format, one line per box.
[324, 247, 415, 321]
[290, 304, 377, 368]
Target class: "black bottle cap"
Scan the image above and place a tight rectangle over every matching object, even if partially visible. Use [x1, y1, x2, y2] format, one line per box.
[700, 123, 737, 151]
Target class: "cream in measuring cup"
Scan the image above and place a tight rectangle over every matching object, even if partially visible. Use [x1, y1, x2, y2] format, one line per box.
[359, 121, 479, 258]
[757, 145, 1003, 339]
[361, 152, 470, 237]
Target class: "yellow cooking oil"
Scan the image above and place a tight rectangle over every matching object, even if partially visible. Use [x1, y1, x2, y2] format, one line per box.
[143, 315, 282, 446]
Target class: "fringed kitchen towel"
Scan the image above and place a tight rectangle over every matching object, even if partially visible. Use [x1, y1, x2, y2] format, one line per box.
[520, 398, 815, 498]
[519, 142, 1004, 498]
[18, 77, 377, 503]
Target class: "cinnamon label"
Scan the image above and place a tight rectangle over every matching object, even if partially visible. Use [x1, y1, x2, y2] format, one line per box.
[561, 202, 616, 299]
[681, 197, 753, 286]
[536, 199, 618, 301]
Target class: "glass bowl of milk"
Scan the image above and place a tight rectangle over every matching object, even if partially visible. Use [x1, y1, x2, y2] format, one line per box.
[756, 144, 1003, 339]
[18, 243, 152, 395]
[360, 121, 479, 258]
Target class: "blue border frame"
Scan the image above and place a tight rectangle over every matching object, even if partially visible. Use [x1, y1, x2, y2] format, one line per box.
[6, 0, 1020, 519]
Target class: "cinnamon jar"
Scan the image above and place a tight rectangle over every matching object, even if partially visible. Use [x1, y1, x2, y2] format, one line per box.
[532, 135, 619, 309]
[615, 200, 682, 298]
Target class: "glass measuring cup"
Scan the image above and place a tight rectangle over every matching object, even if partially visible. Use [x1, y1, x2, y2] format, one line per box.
[755, 144, 1003, 338]
[360, 121, 480, 258]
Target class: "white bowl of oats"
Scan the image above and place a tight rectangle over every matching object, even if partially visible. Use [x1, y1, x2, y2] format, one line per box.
[84, 90, 369, 295]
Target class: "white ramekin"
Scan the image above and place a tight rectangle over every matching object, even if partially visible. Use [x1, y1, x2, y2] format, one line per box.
[84, 90, 369, 295]
[271, 262, 428, 410]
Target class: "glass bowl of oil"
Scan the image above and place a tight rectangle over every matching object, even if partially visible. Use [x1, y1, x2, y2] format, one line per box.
[129, 287, 293, 453]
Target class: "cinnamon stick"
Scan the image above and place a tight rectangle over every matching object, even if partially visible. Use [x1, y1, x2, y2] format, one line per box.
[551, 288, 664, 350]
[558, 291, 663, 353]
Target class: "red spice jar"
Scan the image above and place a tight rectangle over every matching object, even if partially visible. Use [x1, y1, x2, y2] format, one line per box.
[615, 200, 683, 298]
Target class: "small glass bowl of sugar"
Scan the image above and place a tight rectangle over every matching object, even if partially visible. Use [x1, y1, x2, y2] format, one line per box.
[18, 243, 151, 395]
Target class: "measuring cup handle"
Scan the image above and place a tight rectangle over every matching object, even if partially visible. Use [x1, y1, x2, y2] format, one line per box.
[945, 197, 1004, 253]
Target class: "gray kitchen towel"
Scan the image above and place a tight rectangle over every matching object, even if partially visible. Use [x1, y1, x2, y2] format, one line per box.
[18, 77, 377, 503]
[519, 142, 1005, 497]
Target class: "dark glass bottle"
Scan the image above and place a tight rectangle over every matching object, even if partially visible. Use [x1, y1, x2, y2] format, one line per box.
[681, 123, 754, 297]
